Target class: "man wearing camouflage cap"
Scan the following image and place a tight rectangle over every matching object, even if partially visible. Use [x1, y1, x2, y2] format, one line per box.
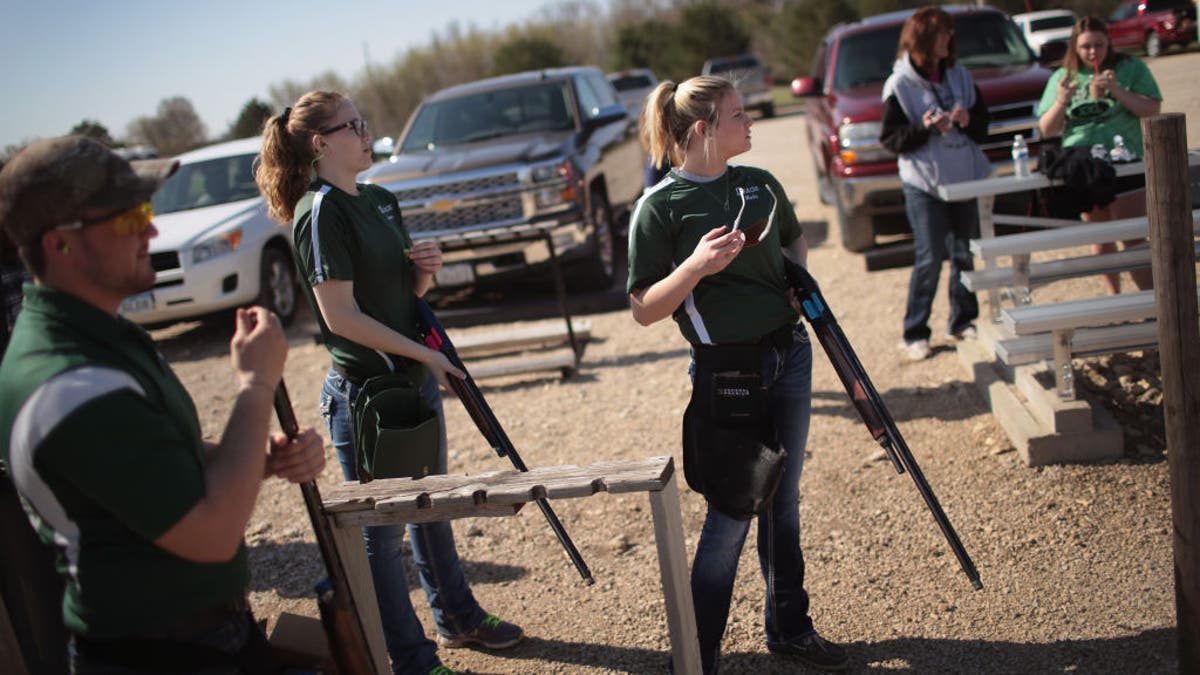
[0, 135, 326, 673]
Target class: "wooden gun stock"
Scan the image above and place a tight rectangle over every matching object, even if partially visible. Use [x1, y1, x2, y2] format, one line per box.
[273, 382, 378, 674]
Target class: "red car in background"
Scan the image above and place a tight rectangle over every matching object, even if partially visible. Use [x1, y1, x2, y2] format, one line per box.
[1107, 0, 1197, 57]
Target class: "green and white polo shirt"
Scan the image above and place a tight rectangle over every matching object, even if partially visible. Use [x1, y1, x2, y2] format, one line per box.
[0, 285, 248, 639]
[293, 179, 426, 383]
[627, 165, 804, 344]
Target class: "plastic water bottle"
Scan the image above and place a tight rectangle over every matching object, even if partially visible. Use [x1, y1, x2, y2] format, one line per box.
[1110, 134, 1135, 163]
[1011, 134, 1031, 177]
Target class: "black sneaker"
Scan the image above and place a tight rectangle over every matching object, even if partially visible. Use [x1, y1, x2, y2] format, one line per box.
[767, 630, 848, 671]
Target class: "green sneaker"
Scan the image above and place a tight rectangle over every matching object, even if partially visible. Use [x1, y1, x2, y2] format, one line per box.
[438, 613, 524, 649]
[429, 664, 456, 675]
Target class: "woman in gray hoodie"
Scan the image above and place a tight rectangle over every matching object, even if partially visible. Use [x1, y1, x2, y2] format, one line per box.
[880, 6, 990, 361]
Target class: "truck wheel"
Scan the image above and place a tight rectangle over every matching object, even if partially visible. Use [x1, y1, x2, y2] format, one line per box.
[258, 245, 297, 325]
[571, 190, 616, 291]
[836, 195, 876, 252]
[815, 156, 835, 206]
[1145, 31, 1162, 57]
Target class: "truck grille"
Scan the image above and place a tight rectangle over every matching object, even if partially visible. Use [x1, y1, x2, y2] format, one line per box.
[404, 197, 525, 235]
[151, 251, 180, 272]
[394, 172, 520, 202]
[982, 100, 1042, 151]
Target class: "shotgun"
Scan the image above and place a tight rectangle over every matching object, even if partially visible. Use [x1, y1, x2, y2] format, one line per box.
[415, 298, 595, 585]
[783, 259, 983, 590]
[273, 380, 378, 674]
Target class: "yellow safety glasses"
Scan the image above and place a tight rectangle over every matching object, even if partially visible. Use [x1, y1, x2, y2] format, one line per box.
[57, 201, 154, 237]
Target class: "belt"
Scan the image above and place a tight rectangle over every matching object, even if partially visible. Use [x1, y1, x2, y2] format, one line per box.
[73, 598, 254, 671]
[330, 361, 361, 386]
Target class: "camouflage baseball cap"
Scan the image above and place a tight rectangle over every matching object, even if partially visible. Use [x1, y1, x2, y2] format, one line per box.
[0, 135, 178, 248]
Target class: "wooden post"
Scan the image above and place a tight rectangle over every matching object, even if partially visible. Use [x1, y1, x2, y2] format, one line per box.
[1142, 113, 1200, 673]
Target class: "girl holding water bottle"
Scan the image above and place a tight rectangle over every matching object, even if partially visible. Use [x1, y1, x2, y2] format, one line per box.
[1037, 16, 1162, 294]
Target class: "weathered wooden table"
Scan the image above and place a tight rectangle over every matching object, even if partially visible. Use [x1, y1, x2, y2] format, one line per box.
[320, 456, 701, 674]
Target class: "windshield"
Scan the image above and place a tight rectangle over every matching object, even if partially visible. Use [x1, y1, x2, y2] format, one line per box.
[1030, 15, 1076, 31]
[400, 81, 576, 152]
[152, 153, 259, 214]
[610, 74, 655, 91]
[832, 13, 1035, 90]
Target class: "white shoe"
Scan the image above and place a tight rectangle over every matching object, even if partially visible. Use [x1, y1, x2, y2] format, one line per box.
[946, 325, 978, 341]
[899, 339, 931, 361]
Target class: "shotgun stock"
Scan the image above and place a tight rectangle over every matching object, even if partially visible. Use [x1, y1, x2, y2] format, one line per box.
[273, 381, 378, 674]
[783, 260, 983, 590]
[415, 299, 595, 585]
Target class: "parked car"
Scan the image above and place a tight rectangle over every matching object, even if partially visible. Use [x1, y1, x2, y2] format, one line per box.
[607, 68, 659, 117]
[1013, 9, 1078, 59]
[119, 137, 298, 325]
[701, 54, 776, 118]
[790, 5, 1055, 252]
[1107, 0, 1197, 57]
[359, 66, 645, 291]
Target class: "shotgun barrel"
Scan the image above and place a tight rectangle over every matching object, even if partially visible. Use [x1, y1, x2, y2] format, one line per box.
[783, 260, 982, 590]
[416, 299, 594, 585]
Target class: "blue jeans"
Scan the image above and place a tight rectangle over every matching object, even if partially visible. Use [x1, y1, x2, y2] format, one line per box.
[321, 368, 486, 674]
[689, 325, 815, 675]
[901, 184, 979, 343]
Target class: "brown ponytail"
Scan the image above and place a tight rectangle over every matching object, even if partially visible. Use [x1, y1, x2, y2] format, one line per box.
[640, 76, 735, 170]
[255, 91, 346, 223]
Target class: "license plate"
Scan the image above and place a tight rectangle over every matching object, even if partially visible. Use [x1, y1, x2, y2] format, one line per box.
[435, 263, 475, 287]
[120, 291, 154, 316]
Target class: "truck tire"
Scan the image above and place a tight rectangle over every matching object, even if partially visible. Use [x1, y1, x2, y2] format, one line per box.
[1144, 31, 1162, 57]
[836, 195, 876, 252]
[815, 157, 835, 206]
[258, 244, 297, 325]
[571, 190, 616, 291]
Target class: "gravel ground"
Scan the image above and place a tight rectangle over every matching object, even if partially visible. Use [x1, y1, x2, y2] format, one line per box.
[150, 51, 1200, 674]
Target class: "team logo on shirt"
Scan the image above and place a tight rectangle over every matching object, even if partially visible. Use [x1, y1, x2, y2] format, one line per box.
[378, 203, 398, 222]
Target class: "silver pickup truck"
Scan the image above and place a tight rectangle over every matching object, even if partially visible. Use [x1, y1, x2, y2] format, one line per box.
[701, 54, 776, 118]
[359, 66, 645, 292]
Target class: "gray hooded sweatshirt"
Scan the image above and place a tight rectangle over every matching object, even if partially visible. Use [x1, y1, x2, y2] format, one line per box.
[881, 53, 991, 197]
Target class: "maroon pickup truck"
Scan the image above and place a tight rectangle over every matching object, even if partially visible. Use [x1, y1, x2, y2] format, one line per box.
[791, 6, 1056, 252]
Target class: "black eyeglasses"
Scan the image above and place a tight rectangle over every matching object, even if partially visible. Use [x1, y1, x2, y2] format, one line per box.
[319, 117, 369, 137]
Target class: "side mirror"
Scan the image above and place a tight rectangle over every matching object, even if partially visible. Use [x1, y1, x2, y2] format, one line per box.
[583, 103, 628, 132]
[372, 136, 395, 159]
[791, 76, 822, 97]
[1038, 41, 1068, 66]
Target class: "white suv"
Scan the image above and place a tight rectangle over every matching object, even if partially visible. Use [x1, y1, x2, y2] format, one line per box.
[119, 137, 299, 326]
[1013, 9, 1077, 58]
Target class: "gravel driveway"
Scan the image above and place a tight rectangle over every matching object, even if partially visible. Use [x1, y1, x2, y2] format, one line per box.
[153, 50, 1200, 674]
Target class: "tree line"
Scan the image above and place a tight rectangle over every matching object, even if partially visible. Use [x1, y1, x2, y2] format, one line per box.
[5, 0, 1113, 163]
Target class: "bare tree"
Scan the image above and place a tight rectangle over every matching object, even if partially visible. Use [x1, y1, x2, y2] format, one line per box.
[126, 96, 207, 156]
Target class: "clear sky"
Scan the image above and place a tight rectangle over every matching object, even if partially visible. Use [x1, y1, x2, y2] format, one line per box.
[0, 0, 558, 151]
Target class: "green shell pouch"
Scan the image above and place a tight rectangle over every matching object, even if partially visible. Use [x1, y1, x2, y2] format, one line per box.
[352, 372, 440, 482]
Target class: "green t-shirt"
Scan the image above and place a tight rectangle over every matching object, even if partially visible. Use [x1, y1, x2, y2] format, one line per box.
[293, 180, 425, 383]
[626, 165, 803, 345]
[0, 285, 247, 639]
[1037, 56, 1162, 157]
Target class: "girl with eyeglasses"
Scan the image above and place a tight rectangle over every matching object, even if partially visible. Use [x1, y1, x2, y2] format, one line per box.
[1037, 16, 1162, 295]
[256, 90, 523, 675]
